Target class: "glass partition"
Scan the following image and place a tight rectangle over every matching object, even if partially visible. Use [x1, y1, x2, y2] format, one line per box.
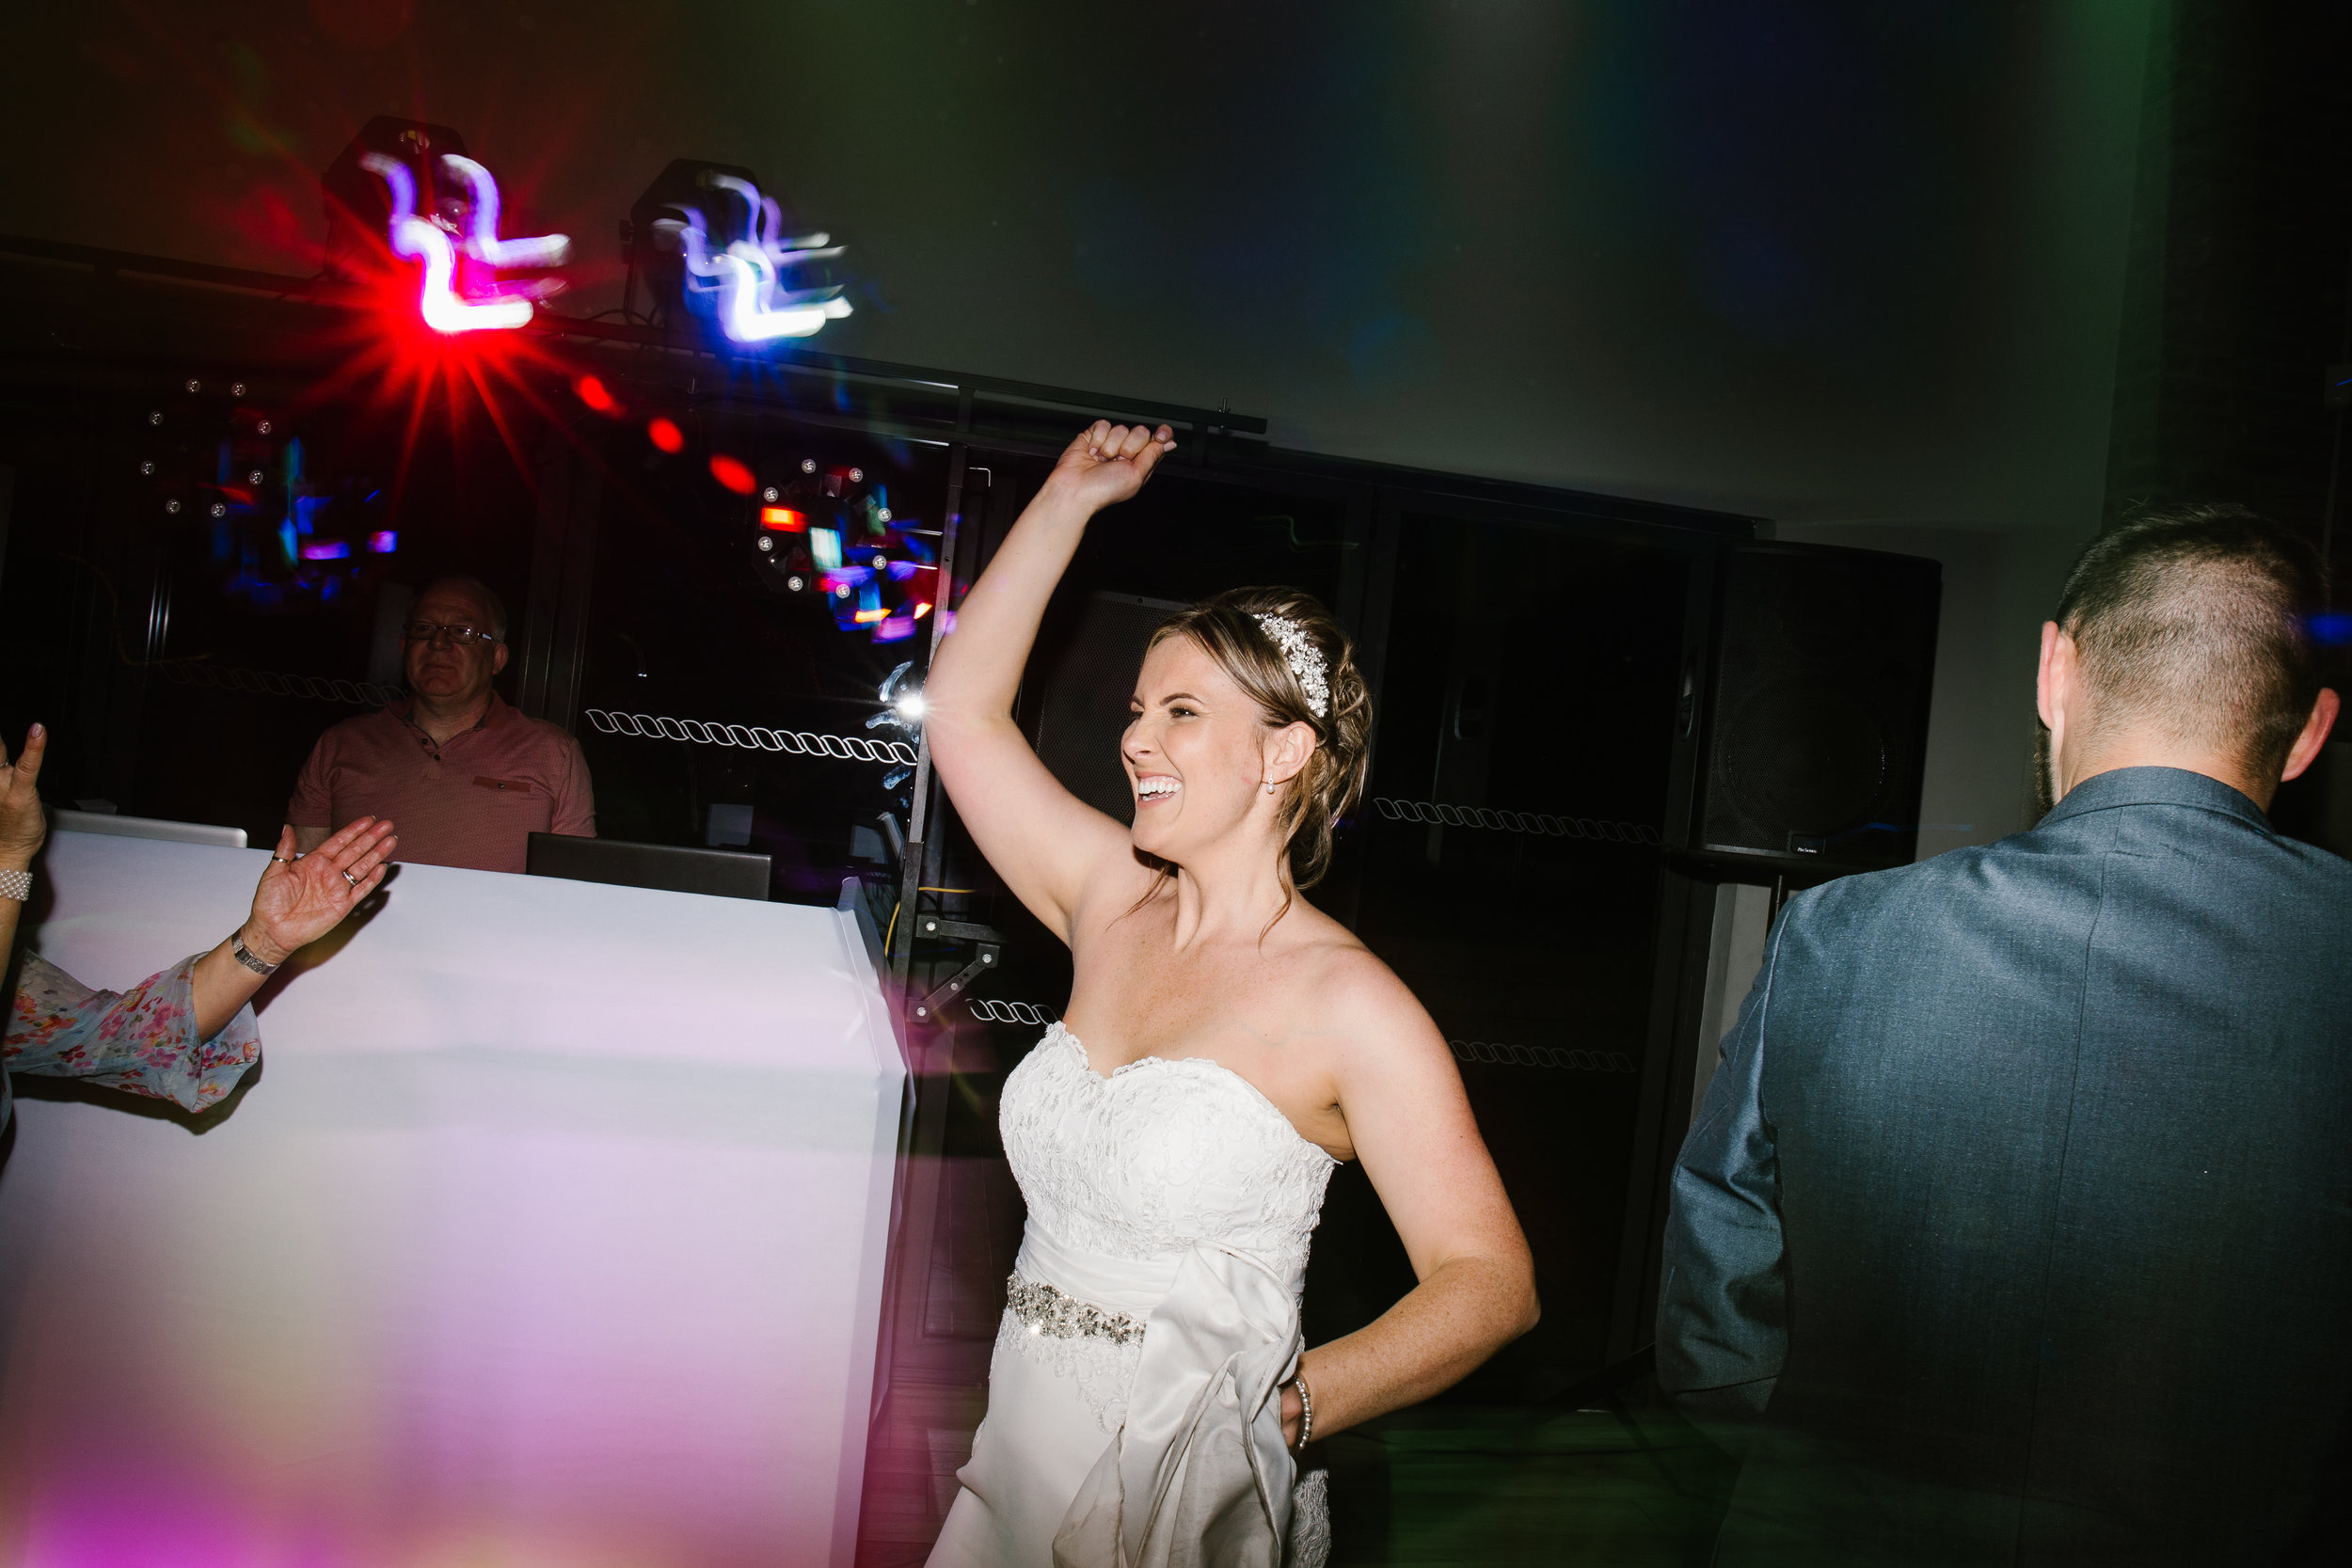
[0, 359, 538, 843]
[573, 415, 954, 903]
[1308, 511, 1696, 1398]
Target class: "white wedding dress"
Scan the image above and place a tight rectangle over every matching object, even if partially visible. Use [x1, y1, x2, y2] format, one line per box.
[929, 1023, 1339, 1568]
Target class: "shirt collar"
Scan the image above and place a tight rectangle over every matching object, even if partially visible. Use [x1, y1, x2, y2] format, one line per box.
[2039, 764, 2271, 832]
[392, 690, 505, 739]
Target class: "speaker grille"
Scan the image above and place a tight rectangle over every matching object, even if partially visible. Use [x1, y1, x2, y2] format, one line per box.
[1025, 592, 1186, 823]
[1699, 547, 1939, 866]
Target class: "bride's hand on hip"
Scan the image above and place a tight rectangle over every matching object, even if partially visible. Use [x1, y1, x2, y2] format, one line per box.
[1044, 420, 1175, 513]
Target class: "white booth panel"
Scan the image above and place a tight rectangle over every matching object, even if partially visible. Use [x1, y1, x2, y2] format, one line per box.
[0, 832, 904, 1568]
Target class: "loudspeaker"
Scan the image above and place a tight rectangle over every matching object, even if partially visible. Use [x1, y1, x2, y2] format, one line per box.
[1022, 591, 1184, 823]
[1692, 543, 1941, 871]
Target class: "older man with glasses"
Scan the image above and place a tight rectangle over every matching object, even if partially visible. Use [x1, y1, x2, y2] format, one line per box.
[285, 575, 596, 874]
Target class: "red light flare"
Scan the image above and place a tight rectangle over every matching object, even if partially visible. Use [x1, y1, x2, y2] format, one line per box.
[647, 418, 685, 453]
[575, 375, 621, 414]
[759, 506, 808, 531]
[709, 455, 755, 494]
[275, 260, 580, 518]
[106, 48, 611, 515]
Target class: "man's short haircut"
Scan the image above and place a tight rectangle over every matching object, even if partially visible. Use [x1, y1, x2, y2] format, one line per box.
[417, 575, 509, 642]
[2055, 504, 2327, 780]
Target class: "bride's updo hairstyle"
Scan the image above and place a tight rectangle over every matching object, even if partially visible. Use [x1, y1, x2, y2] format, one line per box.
[1147, 586, 1372, 891]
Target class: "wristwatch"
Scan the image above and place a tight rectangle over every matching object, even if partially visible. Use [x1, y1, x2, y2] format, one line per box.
[230, 930, 280, 975]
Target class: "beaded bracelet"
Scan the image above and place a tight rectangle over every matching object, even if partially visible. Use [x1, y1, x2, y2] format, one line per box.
[1289, 1370, 1314, 1453]
[0, 867, 29, 904]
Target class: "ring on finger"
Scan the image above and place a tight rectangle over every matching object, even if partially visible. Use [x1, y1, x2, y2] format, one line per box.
[341, 868, 359, 888]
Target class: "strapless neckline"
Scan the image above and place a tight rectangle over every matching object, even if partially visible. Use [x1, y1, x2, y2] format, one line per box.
[1046, 1022, 1338, 1168]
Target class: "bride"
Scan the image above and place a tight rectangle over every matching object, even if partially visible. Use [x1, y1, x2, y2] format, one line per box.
[923, 421, 1538, 1567]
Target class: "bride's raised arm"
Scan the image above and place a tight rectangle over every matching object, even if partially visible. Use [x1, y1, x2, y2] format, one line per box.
[922, 420, 1177, 942]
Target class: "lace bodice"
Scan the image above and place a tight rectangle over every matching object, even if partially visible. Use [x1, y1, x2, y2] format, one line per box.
[1001, 1023, 1339, 1293]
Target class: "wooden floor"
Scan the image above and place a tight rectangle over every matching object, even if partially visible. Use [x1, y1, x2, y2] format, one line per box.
[1320, 1396, 1735, 1565]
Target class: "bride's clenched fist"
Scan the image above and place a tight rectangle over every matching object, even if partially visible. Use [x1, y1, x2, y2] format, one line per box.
[1044, 420, 1175, 513]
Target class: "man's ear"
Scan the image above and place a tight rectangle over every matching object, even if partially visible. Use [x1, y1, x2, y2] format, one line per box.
[2036, 621, 2062, 731]
[2280, 688, 2341, 784]
[492, 641, 510, 677]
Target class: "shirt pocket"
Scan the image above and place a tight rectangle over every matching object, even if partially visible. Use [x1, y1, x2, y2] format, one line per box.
[469, 775, 555, 832]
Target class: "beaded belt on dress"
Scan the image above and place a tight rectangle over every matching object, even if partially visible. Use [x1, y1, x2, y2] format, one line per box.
[1005, 1272, 1148, 1346]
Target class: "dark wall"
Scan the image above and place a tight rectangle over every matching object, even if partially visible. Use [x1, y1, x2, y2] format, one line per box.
[2102, 0, 2352, 549]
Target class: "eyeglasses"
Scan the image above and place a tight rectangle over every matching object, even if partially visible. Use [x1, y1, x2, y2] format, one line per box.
[401, 621, 499, 646]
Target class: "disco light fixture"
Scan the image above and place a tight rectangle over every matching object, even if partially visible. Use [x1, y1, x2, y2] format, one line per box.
[359, 152, 570, 334]
[440, 155, 569, 271]
[659, 173, 852, 345]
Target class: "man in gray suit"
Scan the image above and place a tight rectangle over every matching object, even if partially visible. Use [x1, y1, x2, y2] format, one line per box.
[1660, 506, 2347, 1564]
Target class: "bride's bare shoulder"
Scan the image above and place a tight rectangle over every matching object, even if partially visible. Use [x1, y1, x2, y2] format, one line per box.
[1286, 911, 1447, 1060]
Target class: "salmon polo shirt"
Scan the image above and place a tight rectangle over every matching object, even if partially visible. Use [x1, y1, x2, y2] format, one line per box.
[286, 693, 596, 874]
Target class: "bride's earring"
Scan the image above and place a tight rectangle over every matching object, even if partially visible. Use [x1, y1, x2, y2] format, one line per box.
[1263, 780, 1278, 795]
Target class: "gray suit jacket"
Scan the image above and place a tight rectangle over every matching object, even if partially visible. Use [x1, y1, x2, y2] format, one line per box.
[1660, 767, 2352, 1564]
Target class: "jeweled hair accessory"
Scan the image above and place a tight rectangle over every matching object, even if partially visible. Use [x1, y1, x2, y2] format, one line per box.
[1253, 612, 1329, 719]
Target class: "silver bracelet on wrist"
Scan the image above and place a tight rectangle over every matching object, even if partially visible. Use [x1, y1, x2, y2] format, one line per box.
[0, 867, 29, 903]
[1289, 1370, 1314, 1453]
[230, 930, 279, 975]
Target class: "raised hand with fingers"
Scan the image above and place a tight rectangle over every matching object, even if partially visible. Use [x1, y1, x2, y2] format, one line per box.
[241, 817, 397, 967]
[0, 723, 49, 873]
[1044, 420, 1176, 514]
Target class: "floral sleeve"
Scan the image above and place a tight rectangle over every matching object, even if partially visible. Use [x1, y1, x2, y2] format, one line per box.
[4, 950, 262, 1116]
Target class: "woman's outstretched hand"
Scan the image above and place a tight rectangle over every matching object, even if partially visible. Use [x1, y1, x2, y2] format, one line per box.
[1045, 420, 1176, 514]
[242, 818, 396, 965]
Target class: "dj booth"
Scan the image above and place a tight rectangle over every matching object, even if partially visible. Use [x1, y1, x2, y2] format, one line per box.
[0, 829, 903, 1567]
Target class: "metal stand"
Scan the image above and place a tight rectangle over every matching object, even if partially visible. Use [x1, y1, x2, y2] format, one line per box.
[906, 914, 1003, 1024]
